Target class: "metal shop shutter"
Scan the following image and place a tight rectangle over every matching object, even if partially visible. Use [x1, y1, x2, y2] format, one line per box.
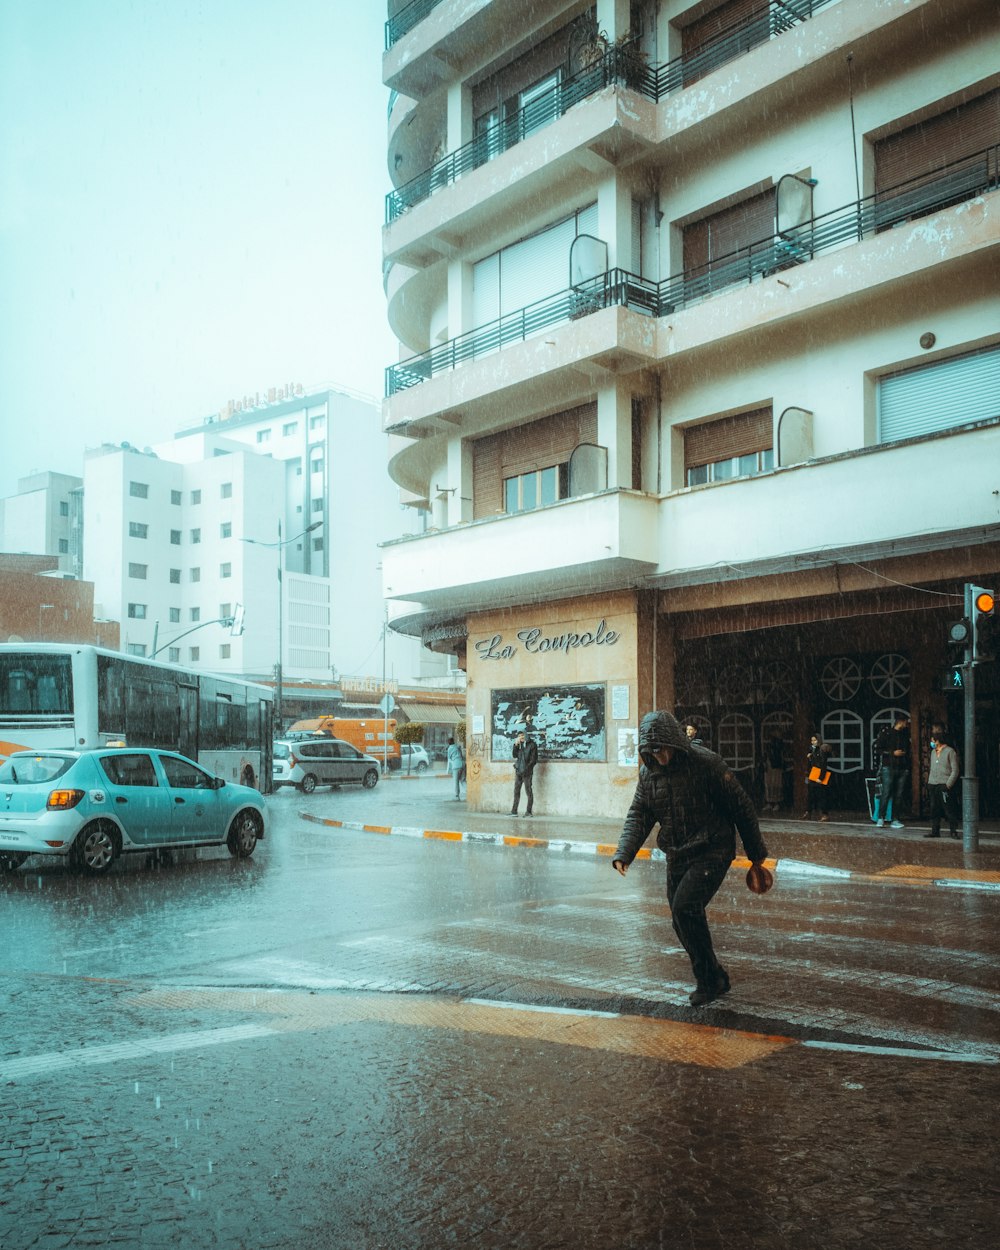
[875, 89, 1000, 193]
[878, 345, 1000, 443]
[684, 405, 773, 471]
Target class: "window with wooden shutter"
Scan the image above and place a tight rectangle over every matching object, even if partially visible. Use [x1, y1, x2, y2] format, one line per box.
[679, 0, 770, 84]
[684, 405, 774, 485]
[472, 403, 598, 518]
[683, 187, 776, 273]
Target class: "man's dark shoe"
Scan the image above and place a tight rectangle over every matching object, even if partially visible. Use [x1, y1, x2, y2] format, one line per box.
[716, 969, 731, 995]
[689, 983, 722, 1007]
[924, 831, 940, 838]
[523, 811, 532, 817]
[509, 811, 518, 816]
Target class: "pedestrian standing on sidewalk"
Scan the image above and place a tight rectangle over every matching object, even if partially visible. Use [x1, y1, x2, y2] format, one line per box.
[804, 734, 833, 822]
[873, 713, 911, 829]
[925, 723, 960, 839]
[510, 731, 538, 817]
[612, 710, 770, 1007]
[446, 736, 465, 800]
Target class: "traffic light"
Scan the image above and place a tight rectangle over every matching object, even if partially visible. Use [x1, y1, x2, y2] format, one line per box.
[947, 617, 971, 651]
[972, 587, 997, 661]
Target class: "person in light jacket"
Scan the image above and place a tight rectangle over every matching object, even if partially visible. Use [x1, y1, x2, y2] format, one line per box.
[446, 737, 465, 800]
[925, 723, 960, 839]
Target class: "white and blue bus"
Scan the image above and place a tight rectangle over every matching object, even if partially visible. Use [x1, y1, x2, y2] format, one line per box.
[0, 644, 273, 792]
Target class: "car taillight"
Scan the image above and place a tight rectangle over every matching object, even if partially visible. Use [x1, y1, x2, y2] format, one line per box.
[47, 789, 86, 810]
[288, 752, 298, 768]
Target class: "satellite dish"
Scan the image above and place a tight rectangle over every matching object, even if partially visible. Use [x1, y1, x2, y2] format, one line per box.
[7, 635, 25, 643]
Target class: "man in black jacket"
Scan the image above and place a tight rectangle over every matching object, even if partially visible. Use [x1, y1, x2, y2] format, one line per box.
[613, 710, 769, 1006]
[510, 731, 538, 817]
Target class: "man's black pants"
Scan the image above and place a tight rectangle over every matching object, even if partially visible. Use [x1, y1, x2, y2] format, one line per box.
[666, 855, 730, 989]
[512, 771, 534, 814]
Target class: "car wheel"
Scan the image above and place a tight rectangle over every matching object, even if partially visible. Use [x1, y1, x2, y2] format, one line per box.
[227, 809, 262, 858]
[415, 761, 428, 772]
[362, 769, 379, 789]
[300, 774, 318, 794]
[0, 852, 28, 872]
[72, 822, 119, 876]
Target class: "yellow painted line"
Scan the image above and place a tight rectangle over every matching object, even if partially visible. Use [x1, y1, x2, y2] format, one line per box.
[423, 829, 463, 842]
[130, 987, 795, 1071]
[362, 824, 392, 834]
[733, 856, 779, 871]
[503, 835, 547, 848]
[875, 864, 1000, 884]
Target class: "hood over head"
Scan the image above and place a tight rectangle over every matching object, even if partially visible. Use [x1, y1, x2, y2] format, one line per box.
[638, 710, 691, 765]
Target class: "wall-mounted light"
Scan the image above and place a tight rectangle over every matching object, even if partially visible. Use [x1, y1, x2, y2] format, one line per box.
[920, 332, 936, 350]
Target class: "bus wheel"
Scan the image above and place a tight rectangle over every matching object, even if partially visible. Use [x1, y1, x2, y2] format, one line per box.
[0, 852, 28, 872]
[227, 810, 261, 858]
[362, 769, 379, 790]
[241, 765, 255, 789]
[72, 823, 119, 875]
[300, 774, 318, 795]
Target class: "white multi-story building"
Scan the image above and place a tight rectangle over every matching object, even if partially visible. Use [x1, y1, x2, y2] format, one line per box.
[83, 386, 445, 692]
[381, 0, 1000, 817]
[0, 472, 83, 577]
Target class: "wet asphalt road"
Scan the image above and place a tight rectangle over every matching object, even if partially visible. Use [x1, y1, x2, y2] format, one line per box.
[2, 780, 999, 1249]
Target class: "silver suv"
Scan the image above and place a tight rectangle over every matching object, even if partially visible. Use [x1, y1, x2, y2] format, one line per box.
[272, 739, 380, 793]
[398, 743, 430, 772]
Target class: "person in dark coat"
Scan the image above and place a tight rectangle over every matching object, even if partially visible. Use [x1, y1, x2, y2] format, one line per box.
[612, 710, 769, 1007]
[510, 731, 538, 817]
[873, 713, 911, 829]
[804, 734, 833, 822]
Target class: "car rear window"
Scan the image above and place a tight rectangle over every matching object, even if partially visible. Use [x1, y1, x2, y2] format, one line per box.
[0, 754, 74, 784]
[273, 744, 290, 760]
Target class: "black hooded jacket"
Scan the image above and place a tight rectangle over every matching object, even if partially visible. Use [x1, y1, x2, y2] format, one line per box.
[614, 710, 767, 867]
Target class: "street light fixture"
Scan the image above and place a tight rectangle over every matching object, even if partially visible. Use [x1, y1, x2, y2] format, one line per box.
[242, 519, 323, 734]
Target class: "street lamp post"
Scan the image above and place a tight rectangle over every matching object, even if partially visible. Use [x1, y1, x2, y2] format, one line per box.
[244, 519, 322, 736]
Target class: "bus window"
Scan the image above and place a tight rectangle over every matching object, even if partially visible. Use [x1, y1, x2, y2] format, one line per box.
[0, 654, 73, 715]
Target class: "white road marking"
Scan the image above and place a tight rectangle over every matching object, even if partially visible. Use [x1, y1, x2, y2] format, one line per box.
[802, 1040, 999, 1064]
[465, 998, 620, 1018]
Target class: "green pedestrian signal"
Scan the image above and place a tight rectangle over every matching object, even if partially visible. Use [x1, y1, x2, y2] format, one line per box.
[944, 665, 965, 691]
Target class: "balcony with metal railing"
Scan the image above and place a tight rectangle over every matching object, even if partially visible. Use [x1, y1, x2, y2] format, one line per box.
[385, 146, 999, 397]
[385, 0, 839, 223]
[385, 0, 447, 50]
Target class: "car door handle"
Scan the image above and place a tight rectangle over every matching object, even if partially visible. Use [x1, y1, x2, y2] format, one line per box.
[115, 796, 128, 804]
[174, 797, 186, 804]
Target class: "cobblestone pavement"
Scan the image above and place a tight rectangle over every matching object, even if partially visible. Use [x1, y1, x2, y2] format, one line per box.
[2, 791, 998, 1249]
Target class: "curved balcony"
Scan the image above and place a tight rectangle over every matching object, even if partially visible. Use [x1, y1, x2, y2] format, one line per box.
[387, 90, 445, 192]
[385, 256, 446, 357]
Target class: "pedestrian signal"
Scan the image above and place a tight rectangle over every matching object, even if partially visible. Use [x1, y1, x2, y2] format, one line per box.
[943, 665, 965, 692]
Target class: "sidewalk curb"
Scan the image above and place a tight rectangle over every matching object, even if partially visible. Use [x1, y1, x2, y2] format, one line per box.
[296, 812, 1000, 891]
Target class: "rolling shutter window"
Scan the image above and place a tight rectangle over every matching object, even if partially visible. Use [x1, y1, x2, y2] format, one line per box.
[878, 345, 1000, 443]
[578, 202, 599, 236]
[683, 187, 776, 271]
[875, 89, 1000, 193]
[684, 406, 773, 471]
[500, 216, 577, 315]
[472, 252, 500, 328]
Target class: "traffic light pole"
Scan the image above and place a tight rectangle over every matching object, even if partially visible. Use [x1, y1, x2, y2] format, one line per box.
[961, 582, 979, 852]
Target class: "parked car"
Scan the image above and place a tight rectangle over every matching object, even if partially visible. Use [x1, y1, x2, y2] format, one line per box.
[0, 748, 265, 876]
[398, 743, 431, 772]
[272, 738, 380, 793]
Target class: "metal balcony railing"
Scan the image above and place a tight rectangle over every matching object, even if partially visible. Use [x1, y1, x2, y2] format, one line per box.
[385, 147, 998, 397]
[385, 0, 838, 222]
[385, 0, 446, 50]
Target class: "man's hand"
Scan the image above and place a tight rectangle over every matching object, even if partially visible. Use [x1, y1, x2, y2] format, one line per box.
[612, 859, 628, 877]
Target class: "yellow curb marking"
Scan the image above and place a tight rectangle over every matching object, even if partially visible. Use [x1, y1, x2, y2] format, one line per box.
[363, 824, 392, 834]
[129, 987, 794, 1071]
[875, 864, 1000, 884]
[423, 829, 463, 841]
[503, 835, 547, 848]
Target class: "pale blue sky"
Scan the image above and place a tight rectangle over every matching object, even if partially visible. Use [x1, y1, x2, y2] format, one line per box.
[0, 1, 395, 497]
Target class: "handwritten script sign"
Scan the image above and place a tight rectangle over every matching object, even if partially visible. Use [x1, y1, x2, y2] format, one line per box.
[475, 619, 619, 662]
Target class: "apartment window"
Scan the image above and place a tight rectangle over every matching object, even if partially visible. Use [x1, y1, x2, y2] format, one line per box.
[191, 489, 201, 504]
[191, 607, 201, 622]
[685, 406, 774, 486]
[283, 421, 298, 436]
[220, 644, 231, 659]
[127, 643, 148, 657]
[220, 522, 232, 538]
[189, 647, 200, 661]
[168, 647, 180, 663]
[220, 482, 233, 499]
[311, 456, 324, 475]
[679, 0, 770, 86]
[878, 345, 1000, 444]
[59, 501, 69, 517]
[682, 186, 776, 284]
[309, 414, 326, 431]
[312, 498, 323, 512]
[169, 568, 181, 584]
[220, 562, 232, 578]
[129, 481, 148, 499]
[171, 489, 182, 505]
[128, 562, 148, 580]
[220, 602, 232, 619]
[58, 539, 69, 554]
[127, 603, 147, 619]
[504, 463, 568, 513]
[128, 521, 148, 539]
[190, 528, 201, 544]
[312, 536, 324, 552]
[170, 529, 181, 545]
[190, 568, 201, 583]
[169, 607, 181, 623]
[256, 429, 271, 444]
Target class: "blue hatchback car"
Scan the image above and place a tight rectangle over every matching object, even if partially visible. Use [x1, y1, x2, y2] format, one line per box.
[0, 748, 266, 875]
